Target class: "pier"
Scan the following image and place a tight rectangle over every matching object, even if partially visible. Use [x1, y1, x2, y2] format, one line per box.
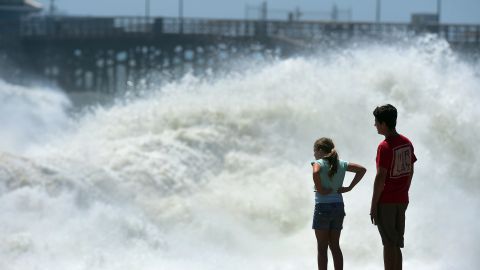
[1, 15, 480, 92]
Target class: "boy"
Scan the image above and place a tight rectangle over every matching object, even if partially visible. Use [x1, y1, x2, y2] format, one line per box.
[370, 104, 417, 270]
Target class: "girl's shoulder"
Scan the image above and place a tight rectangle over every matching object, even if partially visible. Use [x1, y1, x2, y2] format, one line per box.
[311, 159, 326, 166]
[338, 159, 349, 169]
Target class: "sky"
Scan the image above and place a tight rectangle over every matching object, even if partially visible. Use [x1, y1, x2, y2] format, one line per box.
[36, 0, 480, 24]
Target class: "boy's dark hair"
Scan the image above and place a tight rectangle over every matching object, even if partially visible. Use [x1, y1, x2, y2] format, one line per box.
[373, 104, 397, 130]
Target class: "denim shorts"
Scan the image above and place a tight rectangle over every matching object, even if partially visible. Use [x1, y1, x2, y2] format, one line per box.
[312, 202, 346, 230]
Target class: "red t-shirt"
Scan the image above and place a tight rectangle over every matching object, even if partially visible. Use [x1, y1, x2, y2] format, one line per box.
[376, 134, 417, 203]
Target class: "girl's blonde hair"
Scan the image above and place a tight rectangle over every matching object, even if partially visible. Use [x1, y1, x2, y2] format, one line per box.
[314, 137, 339, 178]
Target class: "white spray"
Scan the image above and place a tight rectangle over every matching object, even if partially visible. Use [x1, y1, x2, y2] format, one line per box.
[0, 36, 479, 270]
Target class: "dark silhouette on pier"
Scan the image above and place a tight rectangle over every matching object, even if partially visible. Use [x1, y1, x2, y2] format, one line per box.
[1, 12, 479, 92]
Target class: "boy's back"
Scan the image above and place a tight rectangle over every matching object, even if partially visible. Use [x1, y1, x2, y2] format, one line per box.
[376, 134, 417, 203]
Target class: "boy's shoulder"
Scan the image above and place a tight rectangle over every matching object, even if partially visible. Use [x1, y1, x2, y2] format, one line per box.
[380, 134, 413, 148]
[398, 134, 414, 144]
[378, 139, 389, 149]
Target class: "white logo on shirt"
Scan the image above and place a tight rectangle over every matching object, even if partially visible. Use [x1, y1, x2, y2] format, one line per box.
[391, 146, 412, 178]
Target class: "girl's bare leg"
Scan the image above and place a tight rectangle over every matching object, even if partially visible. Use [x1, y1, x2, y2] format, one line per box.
[329, 230, 343, 270]
[315, 230, 329, 270]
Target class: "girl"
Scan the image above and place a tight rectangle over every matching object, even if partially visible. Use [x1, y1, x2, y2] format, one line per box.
[311, 137, 366, 270]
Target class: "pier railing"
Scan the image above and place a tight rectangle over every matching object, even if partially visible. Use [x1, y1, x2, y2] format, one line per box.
[8, 16, 480, 45]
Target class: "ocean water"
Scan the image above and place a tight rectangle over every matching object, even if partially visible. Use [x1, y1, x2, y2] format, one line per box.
[1, 36, 479, 270]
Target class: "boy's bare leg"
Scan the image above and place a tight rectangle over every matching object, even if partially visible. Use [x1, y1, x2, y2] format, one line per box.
[396, 248, 402, 270]
[384, 245, 402, 270]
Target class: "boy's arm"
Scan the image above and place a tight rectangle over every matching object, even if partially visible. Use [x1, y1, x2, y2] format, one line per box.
[370, 167, 387, 225]
[408, 165, 414, 188]
[312, 163, 332, 195]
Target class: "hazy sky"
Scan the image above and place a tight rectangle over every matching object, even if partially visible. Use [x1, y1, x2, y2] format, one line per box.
[37, 0, 480, 24]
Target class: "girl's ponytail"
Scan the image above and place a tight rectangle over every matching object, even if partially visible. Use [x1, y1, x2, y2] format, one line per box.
[313, 137, 339, 178]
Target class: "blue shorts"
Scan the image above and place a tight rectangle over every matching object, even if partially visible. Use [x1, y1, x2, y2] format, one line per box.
[312, 202, 345, 230]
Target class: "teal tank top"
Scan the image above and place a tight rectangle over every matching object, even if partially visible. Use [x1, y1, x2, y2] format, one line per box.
[312, 159, 349, 204]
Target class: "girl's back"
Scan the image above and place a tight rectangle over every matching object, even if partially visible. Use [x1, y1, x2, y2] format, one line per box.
[312, 159, 349, 204]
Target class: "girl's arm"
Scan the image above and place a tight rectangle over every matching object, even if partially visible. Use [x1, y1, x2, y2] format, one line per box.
[312, 162, 332, 195]
[338, 163, 367, 193]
